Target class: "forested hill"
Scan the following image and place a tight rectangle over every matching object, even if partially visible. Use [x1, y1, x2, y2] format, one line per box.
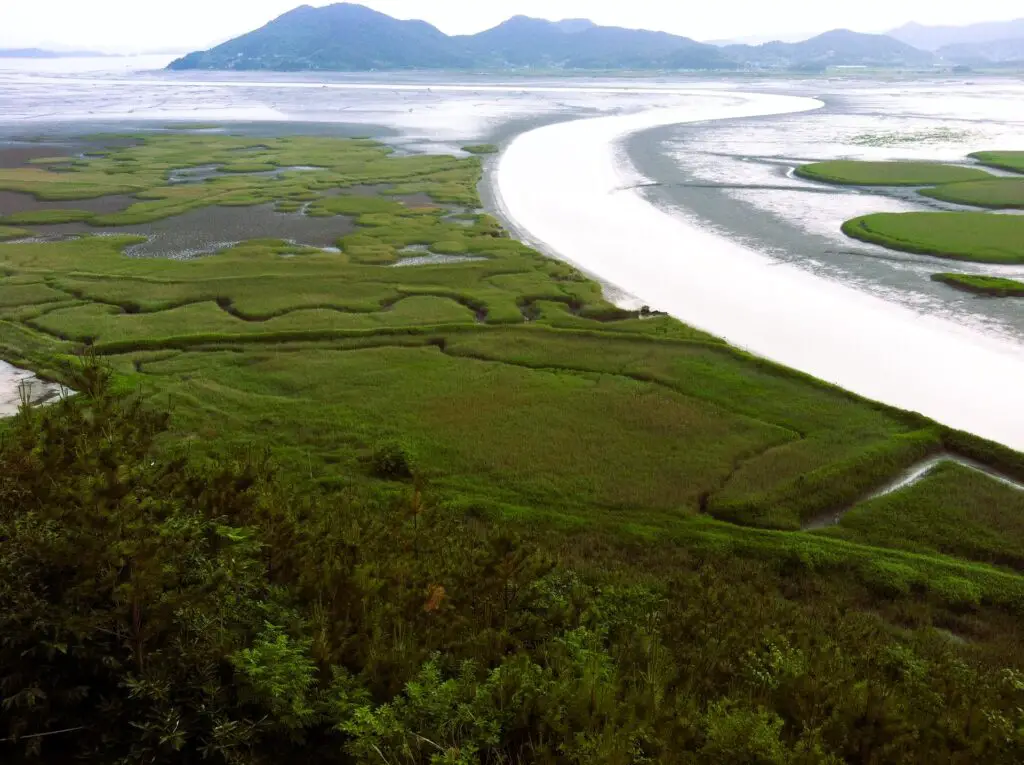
[167, 3, 937, 72]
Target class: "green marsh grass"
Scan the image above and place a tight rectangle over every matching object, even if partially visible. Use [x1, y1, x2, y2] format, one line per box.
[795, 160, 992, 186]
[932, 273, 1024, 297]
[842, 212, 1024, 264]
[0, 225, 28, 241]
[462, 144, 500, 155]
[818, 462, 1024, 570]
[920, 178, 1024, 209]
[1, 209, 95, 225]
[970, 150, 1024, 174]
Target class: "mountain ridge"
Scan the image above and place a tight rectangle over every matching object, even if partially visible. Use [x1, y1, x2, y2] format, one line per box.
[168, 3, 941, 72]
[889, 18, 1024, 51]
[938, 37, 1024, 65]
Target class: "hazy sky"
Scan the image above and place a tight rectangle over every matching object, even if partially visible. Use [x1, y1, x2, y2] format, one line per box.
[2, 0, 1022, 53]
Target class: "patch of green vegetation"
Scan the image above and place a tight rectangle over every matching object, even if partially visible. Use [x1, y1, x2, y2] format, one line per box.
[970, 150, 1024, 174]
[818, 462, 1024, 569]
[1, 208, 95, 225]
[0, 281, 67, 309]
[0, 225, 28, 241]
[842, 212, 1024, 264]
[219, 162, 278, 173]
[932, 272, 1024, 297]
[0, 166, 147, 199]
[32, 296, 477, 345]
[920, 178, 1024, 209]
[26, 155, 76, 165]
[0, 135, 483, 225]
[462, 143, 500, 155]
[796, 160, 992, 186]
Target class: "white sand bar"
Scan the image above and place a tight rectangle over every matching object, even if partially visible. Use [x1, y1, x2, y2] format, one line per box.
[495, 91, 1024, 451]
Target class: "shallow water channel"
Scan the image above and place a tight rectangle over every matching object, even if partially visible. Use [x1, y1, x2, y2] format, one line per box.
[803, 454, 1024, 531]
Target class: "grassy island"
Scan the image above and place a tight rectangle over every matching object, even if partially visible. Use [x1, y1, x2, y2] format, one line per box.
[932, 272, 1024, 297]
[0, 225, 28, 241]
[462, 143, 500, 155]
[4, 132, 1024, 762]
[799, 155, 1024, 262]
[795, 160, 992, 186]
[920, 178, 1024, 209]
[842, 211, 1024, 264]
[971, 150, 1024, 174]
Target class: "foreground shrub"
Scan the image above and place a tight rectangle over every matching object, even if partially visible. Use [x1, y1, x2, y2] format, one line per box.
[370, 438, 416, 479]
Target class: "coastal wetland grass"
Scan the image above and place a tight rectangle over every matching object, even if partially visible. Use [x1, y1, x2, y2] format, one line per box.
[1, 208, 96, 225]
[842, 211, 1024, 264]
[971, 150, 1024, 174]
[795, 160, 993, 186]
[920, 177, 1024, 209]
[817, 462, 1024, 571]
[932, 273, 1024, 297]
[798, 155, 1024, 263]
[462, 144, 500, 155]
[1, 133, 1024, 609]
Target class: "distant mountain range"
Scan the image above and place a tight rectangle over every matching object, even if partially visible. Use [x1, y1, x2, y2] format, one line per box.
[937, 37, 1024, 66]
[166, 4, 1021, 73]
[888, 18, 1024, 51]
[722, 30, 934, 70]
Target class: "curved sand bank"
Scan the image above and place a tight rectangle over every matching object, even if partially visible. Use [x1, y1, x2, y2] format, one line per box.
[495, 91, 1024, 452]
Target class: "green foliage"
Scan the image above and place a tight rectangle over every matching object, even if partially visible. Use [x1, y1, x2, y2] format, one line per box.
[370, 439, 416, 480]
[842, 212, 1024, 264]
[700, 700, 789, 764]
[231, 624, 319, 731]
[0, 366, 288, 762]
[795, 160, 992, 186]
[932, 272, 1024, 297]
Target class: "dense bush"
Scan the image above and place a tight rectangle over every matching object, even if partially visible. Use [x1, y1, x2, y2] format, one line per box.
[369, 438, 416, 479]
[4, 373, 1024, 763]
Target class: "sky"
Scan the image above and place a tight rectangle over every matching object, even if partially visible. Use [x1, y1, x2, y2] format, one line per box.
[1, 0, 1022, 53]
